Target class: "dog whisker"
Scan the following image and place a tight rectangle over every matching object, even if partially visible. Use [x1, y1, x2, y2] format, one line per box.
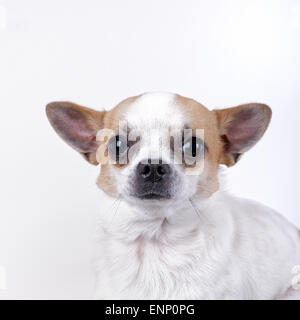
[108, 195, 122, 227]
[188, 197, 211, 226]
[188, 198, 201, 221]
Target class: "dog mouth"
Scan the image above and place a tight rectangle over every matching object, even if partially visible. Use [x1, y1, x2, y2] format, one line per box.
[133, 191, 172, 200]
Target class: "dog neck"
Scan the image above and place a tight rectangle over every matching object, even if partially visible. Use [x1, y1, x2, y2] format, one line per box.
[98, 189, 232, 245]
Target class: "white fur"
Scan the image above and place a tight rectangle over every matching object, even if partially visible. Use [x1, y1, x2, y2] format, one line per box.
[93, 92, 300, 300]
[94, 185, 300, 299]
[125, 92, 183, 129]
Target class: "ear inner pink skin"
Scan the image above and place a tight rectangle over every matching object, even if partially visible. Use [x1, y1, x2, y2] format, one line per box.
[51, 106, 97, 153]
[213, 103, 271, 166]
[225, 108, 267, 153]
[46, 101, 106, 165]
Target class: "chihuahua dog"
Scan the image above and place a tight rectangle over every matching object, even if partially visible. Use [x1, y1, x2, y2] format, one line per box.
[46, 92, 300, 299]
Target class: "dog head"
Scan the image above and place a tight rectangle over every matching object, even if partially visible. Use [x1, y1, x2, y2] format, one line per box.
[46, 92, 271, 209]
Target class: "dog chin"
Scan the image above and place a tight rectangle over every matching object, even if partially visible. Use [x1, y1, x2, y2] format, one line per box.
[123, 191, 190, 212]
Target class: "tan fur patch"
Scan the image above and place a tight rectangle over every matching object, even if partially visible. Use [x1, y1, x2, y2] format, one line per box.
[95, 95, 141, 196]
[174, 94, 222, 197]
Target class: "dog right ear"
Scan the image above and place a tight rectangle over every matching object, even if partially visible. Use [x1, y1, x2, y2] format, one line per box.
[213, 103, 271, 167]
[46, 102, 106, 165]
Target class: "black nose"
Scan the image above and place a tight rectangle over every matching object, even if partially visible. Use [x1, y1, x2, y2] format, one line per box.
[137, 161, 171, 182]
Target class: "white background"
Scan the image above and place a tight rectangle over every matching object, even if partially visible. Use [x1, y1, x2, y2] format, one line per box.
[0, 0, 299, 299]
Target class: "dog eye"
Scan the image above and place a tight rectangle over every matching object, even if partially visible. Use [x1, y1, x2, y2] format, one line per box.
[182, 136, 204, 159]
[107, 135, 128, 160]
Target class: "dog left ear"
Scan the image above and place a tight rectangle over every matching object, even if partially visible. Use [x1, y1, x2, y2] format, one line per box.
[46, 101, 106, 165]
[213, 103, 272, 166]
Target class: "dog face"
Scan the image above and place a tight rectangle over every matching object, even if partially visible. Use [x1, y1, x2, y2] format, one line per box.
[46, 92, 271, 209]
